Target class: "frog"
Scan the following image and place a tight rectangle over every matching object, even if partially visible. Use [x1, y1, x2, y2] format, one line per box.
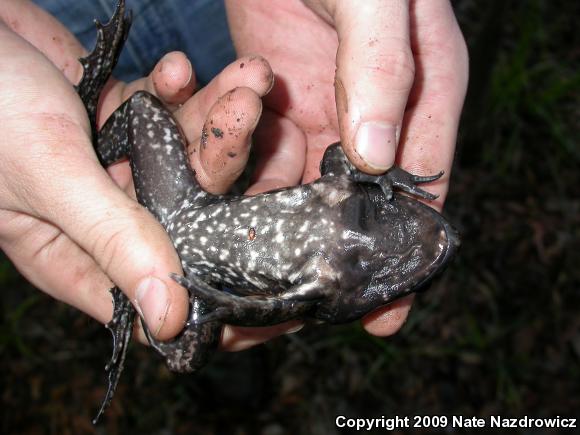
[80, 1, 460, 423]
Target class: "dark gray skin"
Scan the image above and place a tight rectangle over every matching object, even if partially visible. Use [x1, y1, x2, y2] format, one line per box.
[82, 1, 460, 424]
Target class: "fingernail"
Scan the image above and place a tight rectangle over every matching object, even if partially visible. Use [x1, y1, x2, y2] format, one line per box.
[355, 121, 398, 170]
[284, 323, 305, 335]
[135, 276, 170, 336]
[161, 55, 193, 90]
[183, 59, 193, 89]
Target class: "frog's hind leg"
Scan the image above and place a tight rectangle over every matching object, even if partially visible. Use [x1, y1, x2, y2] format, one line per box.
[93, 286, 135, 424]
[139, 305, 221, 373]
[171, 275, 319, 327]
[75, 0, 132, 140]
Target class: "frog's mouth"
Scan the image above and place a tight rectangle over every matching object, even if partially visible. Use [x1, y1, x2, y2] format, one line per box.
[411, 216, 461, 292]
[331, 209, 460, 323]
[376, 219, 459, 280]
[360, 193, 461, 308]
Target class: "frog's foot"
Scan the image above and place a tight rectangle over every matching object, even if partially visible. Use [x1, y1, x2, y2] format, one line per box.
[93, 286, 135, 425]
[76, 0, 132, 139]
[320, 143, 442, 201]
[171, 274, 316, 327]
[353, 167, 443, 201]
[139, 309, 220, 374]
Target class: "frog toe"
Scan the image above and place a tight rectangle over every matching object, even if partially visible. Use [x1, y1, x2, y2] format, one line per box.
[94, 286, 135, 424]
[398, 183, 440, 201]
[196, 306, 234, 324]
[412, 171, 444, 184]
[385, 167, 442, 201]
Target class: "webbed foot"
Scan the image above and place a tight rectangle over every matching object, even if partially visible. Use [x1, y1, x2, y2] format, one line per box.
[320, 143, 443, 201]
[76, 0, 132, 140]
[139, 302, 220, 374]
[171, 274, 316, 326]
[353, 167, 443, 201]
[93, 286, 135, 424]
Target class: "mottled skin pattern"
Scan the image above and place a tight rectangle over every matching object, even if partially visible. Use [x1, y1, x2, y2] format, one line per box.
[82, 1, 460, 424]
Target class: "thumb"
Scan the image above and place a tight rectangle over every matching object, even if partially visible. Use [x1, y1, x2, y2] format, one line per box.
[332, 0, 414, 173]
[67, 177, 188, 340]
[25, 144, 189, 341]
[0, 24, 188, 340]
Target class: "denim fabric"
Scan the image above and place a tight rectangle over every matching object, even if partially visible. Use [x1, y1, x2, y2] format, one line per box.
[32, 0, 236, 85]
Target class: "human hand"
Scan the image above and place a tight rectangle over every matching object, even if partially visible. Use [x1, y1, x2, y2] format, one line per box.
[225, 0, 468, 335]
[0, 0, 290, 349]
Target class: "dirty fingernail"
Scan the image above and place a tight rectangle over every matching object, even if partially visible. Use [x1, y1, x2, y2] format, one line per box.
[135, 276, 170, 336]
[355, 121, 398, 170]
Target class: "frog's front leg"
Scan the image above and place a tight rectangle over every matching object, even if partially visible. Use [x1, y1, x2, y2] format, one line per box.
[97, 90, 208, 223]
[353, 168, 443, 201]
[320, 142, 443, 201]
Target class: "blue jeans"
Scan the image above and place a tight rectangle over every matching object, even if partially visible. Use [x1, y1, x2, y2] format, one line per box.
[33, 0, 236, 85]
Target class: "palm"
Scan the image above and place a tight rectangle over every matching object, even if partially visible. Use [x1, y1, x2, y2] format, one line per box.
[226, 0, 468, 336]
[227, 1, 341, 183]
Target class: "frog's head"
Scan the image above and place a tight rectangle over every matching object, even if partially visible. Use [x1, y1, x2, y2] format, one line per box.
[318, 190, 460, 323]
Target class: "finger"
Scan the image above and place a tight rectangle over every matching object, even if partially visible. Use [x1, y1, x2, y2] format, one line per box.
[4, 123, 189, 341]
[0, 211, 115, 325]
[394, 0, 469, 210]
[56, 177, 188, 341]
[332, 0, 414, 173]
[361, 295, 414, 337]
[174, 55, 273, 143]
[220, 322, 304, 352]
[121, 51, 196, 109]
[0, 0, 87, 83]
[96, 52, 197, 195]
[189, 87, 262, 194]
[100, 56, 272, 196]
[246, 109, 306, 195]
[99, 51, 197, 127]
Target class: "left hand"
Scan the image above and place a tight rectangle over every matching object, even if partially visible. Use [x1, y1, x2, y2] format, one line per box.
[225, 0, 468, 335]
[1, 0, 292, 350]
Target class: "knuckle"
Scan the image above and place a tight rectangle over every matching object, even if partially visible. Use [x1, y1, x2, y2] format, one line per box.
[1, 112, 91, 213]
[27, 112, 90, 161]
[85, 206, 143, 275]
[87, 220, 127, 274]
[365, 42, 415, 90]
